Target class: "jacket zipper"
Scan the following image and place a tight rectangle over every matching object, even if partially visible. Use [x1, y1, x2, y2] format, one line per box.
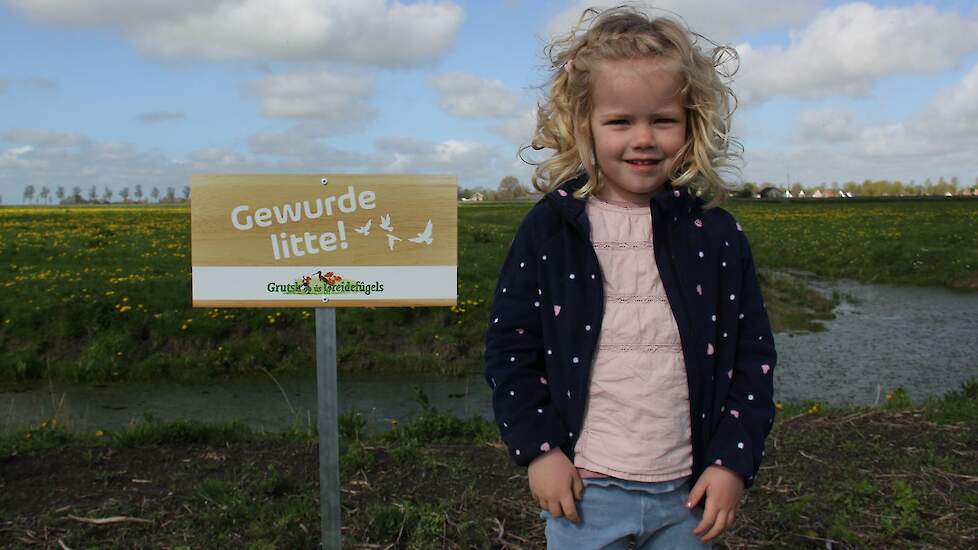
[566, 218, 606, 461]
[650, 204, 704, 477]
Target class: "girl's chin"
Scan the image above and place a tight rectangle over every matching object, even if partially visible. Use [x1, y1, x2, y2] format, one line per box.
[597, 186, 661, 204]
[597, 171, 667, 201]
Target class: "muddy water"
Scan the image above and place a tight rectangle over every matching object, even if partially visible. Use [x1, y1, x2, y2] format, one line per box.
[772, 277, 977, 405]
[3, 278, 976, 434]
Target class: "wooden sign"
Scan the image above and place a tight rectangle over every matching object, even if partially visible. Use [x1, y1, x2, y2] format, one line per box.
[191, 174, 457, 307]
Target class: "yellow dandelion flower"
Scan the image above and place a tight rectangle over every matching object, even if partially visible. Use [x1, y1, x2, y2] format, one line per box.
[95, 430, 104, 437]
[181, 324, 188, 330]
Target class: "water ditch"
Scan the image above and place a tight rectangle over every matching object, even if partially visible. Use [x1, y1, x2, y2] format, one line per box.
[3, 276, 976, 435]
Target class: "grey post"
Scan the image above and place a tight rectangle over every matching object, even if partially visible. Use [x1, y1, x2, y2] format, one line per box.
[316, 308, 341, 549]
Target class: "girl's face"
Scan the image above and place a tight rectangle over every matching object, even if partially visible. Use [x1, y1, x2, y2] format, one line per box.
[589, 57, 687, 204]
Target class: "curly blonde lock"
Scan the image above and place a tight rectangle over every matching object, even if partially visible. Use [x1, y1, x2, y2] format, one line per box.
[523, 5, 742, 208]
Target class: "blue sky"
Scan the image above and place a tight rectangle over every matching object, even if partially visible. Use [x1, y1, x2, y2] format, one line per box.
[2, 0, 978, 204]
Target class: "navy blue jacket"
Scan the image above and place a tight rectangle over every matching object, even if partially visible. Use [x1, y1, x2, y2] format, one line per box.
[484, 175, 776, 491]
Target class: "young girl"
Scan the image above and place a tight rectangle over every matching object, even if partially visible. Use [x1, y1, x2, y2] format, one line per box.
[484, 6, 776, 549]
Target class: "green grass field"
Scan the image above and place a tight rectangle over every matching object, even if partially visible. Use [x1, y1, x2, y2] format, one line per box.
[1, 199, 976, 383]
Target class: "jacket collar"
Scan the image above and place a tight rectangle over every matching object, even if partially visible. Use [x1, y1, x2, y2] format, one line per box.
[544, 173, 699, 237]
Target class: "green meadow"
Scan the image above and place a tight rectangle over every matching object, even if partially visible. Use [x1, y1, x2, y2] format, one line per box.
[0, 199, 976, 383]
[1, 200, 977, 549]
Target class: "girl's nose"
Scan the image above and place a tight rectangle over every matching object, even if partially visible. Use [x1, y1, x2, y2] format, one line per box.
[632, 125, 657, 148]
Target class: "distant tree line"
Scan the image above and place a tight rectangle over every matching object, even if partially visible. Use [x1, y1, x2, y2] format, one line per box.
[738, 176, 977, 198]
[458, 175, 978, 202]
[20, 184, 191, 205]
[458, 175, 535, 201]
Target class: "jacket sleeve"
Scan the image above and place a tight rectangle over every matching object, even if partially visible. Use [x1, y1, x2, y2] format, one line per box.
[484, 208, 569, 467]
[705, 224, 777, 489]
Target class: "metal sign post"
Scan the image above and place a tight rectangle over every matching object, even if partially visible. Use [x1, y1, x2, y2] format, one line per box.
[190, 173, 458, 548]
[316, 308, 340, 549]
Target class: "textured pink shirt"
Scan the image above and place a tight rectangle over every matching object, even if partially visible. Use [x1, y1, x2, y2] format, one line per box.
[573, 195, 694, 482]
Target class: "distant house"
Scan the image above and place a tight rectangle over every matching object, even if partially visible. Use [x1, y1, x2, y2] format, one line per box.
[470, 192, 485, 201]
[812, 189, 823, 198]
[759, 186, 782, 199]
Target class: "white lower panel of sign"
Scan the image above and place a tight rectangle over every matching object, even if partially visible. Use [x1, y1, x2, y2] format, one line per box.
[192, 265, 456, 301]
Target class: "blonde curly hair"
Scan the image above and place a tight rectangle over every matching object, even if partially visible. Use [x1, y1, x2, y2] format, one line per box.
[524, 5, 741, 208]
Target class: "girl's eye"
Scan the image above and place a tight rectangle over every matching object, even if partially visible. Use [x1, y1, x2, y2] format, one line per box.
[607, 119, 628, 125]
[657, 118, 677, 124]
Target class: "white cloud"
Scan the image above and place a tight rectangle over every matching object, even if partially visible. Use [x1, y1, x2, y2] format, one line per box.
[545, 1, 819, 44]
[742, 62, 978, 185]
[489, 108, 537, 146]
[2, 128, 87, 148]
[854, 62, 978, 161]
[248, 124, 369, 167]
[0, 125, 519, 202]
[798, 109, 856, 143]
[373, 136, 502, 181]
[24, 76, 58, 91]
[734, 3, 978, 104]
[923, 62, 978, 142]
[246, 70, 377, 131]
[138, 111, 185, 124]
[428, 73, 523, 118]
[8, 0, 464, 66]
[0, 76, 59, 95]
[0, 129, 183, 194]
[0, 145, 35, 170]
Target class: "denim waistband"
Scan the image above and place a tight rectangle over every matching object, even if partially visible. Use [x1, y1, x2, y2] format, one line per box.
[581, 475, 690, 495]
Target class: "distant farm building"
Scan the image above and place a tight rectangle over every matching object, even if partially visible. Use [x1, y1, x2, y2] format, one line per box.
[759, 186, 782, 199]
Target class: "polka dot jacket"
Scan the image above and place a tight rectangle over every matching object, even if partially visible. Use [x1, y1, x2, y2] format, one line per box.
[484, 175, 777, 490]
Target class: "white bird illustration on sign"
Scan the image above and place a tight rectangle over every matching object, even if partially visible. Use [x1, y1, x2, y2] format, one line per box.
[386, 233, 401, 251]
[379, 213, 394, 232]
[408, 219, 434, 245]
[354, 219, 372, 235]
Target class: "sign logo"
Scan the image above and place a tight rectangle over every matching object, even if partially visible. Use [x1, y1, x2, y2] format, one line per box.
[266, 270, 385, 298]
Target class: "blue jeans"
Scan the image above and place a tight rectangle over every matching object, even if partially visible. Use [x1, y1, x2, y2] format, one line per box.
[539, 475, 712, 549]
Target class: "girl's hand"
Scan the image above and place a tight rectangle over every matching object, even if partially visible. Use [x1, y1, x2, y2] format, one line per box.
[527, 448, 584, 523]
[686, 465, 745, 543]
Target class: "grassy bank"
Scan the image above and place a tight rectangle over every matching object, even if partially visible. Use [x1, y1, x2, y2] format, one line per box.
[1, 200, 974, 383]
[728, 199, 978, 290]
[2, 378, 976, 548]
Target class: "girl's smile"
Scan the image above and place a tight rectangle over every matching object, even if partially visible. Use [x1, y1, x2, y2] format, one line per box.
[590, 57, 687, 205]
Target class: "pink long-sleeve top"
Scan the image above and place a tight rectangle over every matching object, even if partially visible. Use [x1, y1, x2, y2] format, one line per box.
[573, 195, 694, 482]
